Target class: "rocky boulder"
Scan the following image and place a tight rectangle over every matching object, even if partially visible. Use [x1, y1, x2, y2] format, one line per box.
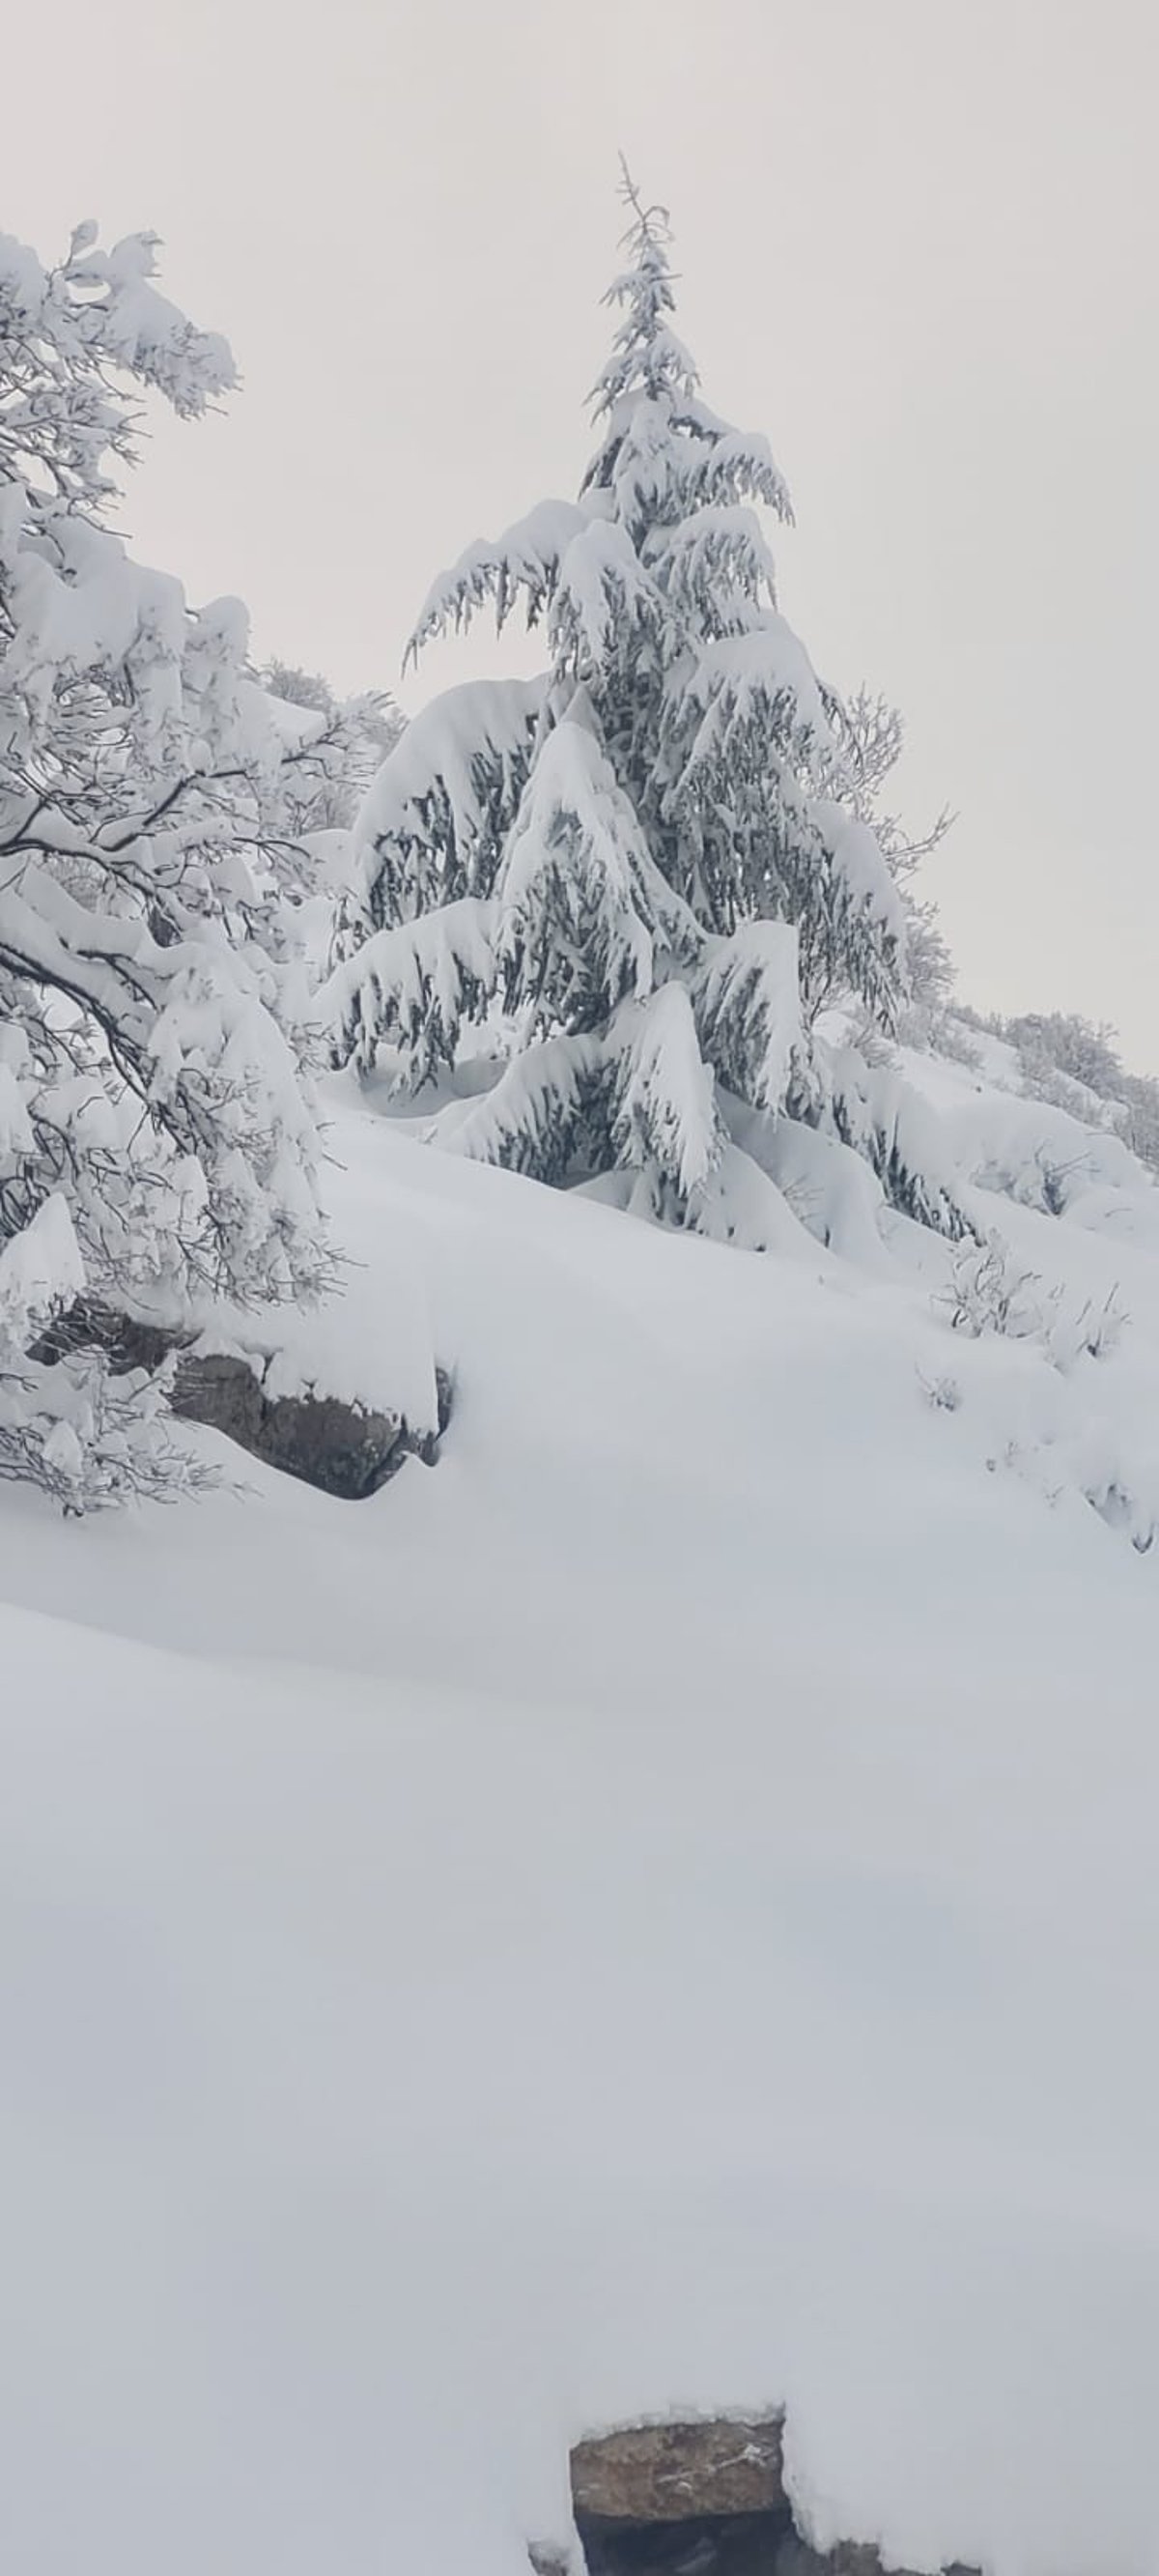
[548, 2419, 981, 2576]
[167, 1350, 446, 1499]
[33, 1299, 449, 1501]
[571, 2417, 786, 2529]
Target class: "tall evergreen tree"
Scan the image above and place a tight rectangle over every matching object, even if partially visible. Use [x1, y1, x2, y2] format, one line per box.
[325, 177, 958, 1250]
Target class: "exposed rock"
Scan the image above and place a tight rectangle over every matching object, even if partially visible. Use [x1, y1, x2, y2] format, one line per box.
[32, 1298, 449, 1501]
[779, 2549, 981, 2576]
[777, 2548, 899, 2576]
[575, 2507, 785, 2576]
[571, 2419, 787, 2576]
[169, 1353, 434, 1499]
[572, 2419, 786, 2528]
[566, 2423, 981, 2576]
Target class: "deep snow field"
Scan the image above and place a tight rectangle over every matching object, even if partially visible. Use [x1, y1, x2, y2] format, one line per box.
[4, 1045, 1159, 2576]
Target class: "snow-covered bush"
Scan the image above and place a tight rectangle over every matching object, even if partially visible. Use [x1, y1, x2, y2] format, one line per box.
[918, 1366, 963, 1414]
[324, 178, 961, 1249]
[935, 1232, 1126, 1373]
[925, 1234, 1149, 1551]
[1046, 1285, 1127, 1371]
[1085, 1474, 1154, 1554]
[936, 1235, 1048, 1343]
[0, 222, 330, 1505]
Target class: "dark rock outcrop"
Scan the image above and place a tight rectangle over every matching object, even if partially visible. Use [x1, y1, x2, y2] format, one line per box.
[570, 2419, 787, 2576]
[169, 1351, 444, 1499]
[555, 2420, 981, 2576]
[573, 2417, 786, 2528]
[33, 1299, 449, 1501]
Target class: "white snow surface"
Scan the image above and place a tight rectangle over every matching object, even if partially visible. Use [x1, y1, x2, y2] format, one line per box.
[4, 1058, 1159, 2576]
[0, 1190, 84, 1334]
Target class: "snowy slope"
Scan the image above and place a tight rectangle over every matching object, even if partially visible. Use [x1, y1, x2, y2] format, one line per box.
[3, 1076, 1159, 2576]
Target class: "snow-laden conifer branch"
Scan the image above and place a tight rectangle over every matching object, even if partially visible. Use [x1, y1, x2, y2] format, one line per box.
[437, 1033, 609, 1183]
[495, 714, 656, 1027]
[692, 922, 806, 1115]
[608, 981, 723, 1205]
[353, 677, 546, 936]
[319, 897, 497, 1083]
[405, 502, 591, 663]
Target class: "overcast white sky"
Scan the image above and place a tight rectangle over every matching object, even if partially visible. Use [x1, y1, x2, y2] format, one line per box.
[7, 0, 1157, 1062]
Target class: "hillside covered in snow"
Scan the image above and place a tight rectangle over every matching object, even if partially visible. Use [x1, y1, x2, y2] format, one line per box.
[6, 1064, 1159, 2576]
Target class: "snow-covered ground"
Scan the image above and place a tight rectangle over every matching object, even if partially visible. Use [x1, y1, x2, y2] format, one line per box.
[4, 1065, 1159, 2576]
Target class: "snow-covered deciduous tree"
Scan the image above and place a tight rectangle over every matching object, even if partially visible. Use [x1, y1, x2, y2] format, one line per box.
[0, 222, 329, 1507]
[325, 176, 961, 1250]
[1004, 1012, 1124, 1101]
[831, 687, 956, 1046]
[262, 660, 405, 834]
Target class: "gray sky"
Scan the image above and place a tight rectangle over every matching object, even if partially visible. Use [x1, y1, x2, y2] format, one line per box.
[8, 0, 1158, 1063]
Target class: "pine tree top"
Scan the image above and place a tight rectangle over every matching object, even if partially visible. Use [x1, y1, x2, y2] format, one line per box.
[590, 164, 699, 421]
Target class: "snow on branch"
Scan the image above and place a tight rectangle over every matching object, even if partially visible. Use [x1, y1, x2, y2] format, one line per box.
[0, 223, 235, 515]
[550, 521, 658, 674]
[495, 714, 656, 1022]
[0, 1192, 84, 1344]
[591, 170, 698, 419]
[683, 423, 794, 523]
[406, 501, 593, 663]
[437, 1032, 608, 1183]
[822, 1045, 964, 1236]
[355, 677, 546, 921]
[319, 897, 497, 1082]
[678, 619, 836, 775]
[809, 796, 906, 941]
[67, 229, 237, 417]
[649, 503, 778, 618]
[0, 216, 331, 1505]
[693, 921, 806, 1114]
[608, 981, 723, 1204]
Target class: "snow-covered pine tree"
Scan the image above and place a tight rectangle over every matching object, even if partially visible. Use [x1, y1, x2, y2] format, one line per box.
[1, 222, 331, 1507]
[325, 174, 959, 1251]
